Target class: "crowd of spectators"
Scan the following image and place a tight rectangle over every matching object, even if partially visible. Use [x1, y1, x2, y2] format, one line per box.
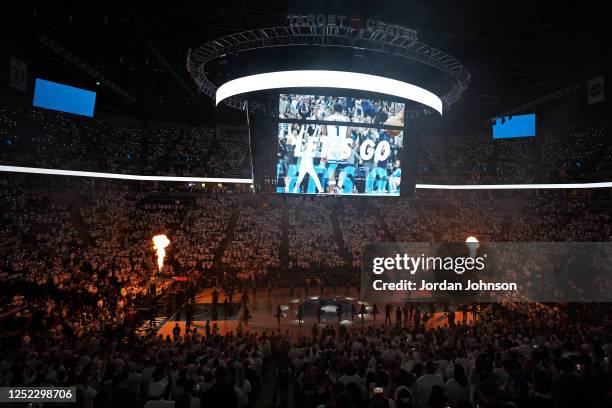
[279, 94, 404, 127]
[0, 175, 612, 406]
[1, 107, 612, 407]
[220, 203, 281, 281]
[173, 195, 237, 273]
[0, 316, 270, 408]
[283, 302, 611, 408]
[416, 126, 611, 184]
[0, 107, 250, 178]
[2, 178, 611, 301]
[287, 198, 344, 270]
[338, 204, 389, 268]
[494, 139, 537, 184]
[2, 106, 611, 184]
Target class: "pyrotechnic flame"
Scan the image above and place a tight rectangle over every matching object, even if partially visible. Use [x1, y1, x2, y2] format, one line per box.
[152, 234, 170, 272]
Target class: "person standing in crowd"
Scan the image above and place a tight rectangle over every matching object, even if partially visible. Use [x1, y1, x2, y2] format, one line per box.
[297, 304, 304, 327]
[476, 381, 518, 408]
[242, 288, 249, 306]
[185, 303, 193, 331]
[203, 367, 238, 408]
[242, 305, 250, 328]
[403, 302, 410, 328]
[360, 303, 367, 323]
[416, 361, 444, 407]
[276, 305, 282, 329]
[447, 309, 455, 328]
[224, 297, 230, 320]
[212, 288, 219, 308]
[311, 322, 319, 340]
[471, 304, 478, 320]
[273, 358, 291, 408]
[172, 322, 181, 341]
[372, 303, 379, 321]
[385, 303, 393, 325]
[414, 306, 421, 331]
[444, 365, 470, 407]
[396, 306, 402, 328]
[422, 312, 430, 330]
[459, 304, 468, 324]
[234, 366, 251, 408]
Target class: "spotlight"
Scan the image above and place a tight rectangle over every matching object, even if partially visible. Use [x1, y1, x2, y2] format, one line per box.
[465, 236, 480, 260]
[321, 305, 338, 313]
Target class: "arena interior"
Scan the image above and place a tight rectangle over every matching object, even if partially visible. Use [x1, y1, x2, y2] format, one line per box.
[1, 2, 612, 408]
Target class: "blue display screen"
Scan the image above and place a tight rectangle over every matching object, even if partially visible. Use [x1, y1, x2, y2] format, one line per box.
[33, 78, 96, 117]
[492, 114, 536, 139]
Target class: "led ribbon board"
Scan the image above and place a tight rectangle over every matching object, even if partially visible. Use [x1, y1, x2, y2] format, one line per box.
[1, 165, 611, 189]
[0, 165, 253, 184]
[215, 70, 443, 115]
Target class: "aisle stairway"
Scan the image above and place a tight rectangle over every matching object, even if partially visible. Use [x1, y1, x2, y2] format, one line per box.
[69, 205, 94, 247]
[213, 205, 240, 268]
[279, 205, 289, 268]
[254, 363, 294, 408]
[374, 204, 396, 242]
[329, 203, 352, 267]
[254, 366, 277, 408]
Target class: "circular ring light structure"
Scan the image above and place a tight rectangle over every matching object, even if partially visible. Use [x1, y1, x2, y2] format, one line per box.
[187, 24, 470, 117]
[216, 70, 443, 114]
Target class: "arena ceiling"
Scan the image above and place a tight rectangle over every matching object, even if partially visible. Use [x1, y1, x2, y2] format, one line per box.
[4, 1, 611, 125]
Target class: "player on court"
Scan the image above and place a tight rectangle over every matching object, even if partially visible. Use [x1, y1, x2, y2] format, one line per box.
[321, 103, 352, 193]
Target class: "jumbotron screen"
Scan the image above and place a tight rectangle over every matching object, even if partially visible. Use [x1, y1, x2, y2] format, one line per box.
[279, 94, 405, 127]
[276, 122, 403, 195]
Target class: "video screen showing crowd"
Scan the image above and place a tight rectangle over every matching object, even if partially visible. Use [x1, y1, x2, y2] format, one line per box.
[277, 94, 404, 195]
[279, 94, 405, 127]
